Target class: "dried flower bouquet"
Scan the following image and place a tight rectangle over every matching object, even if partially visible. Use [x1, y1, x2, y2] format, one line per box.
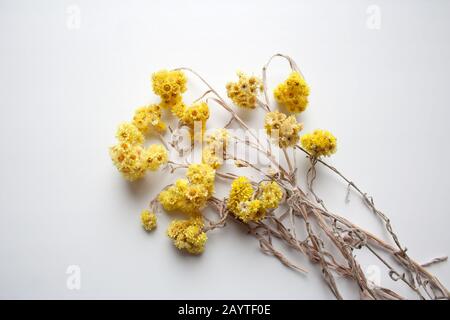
[109, 53, 449, 300]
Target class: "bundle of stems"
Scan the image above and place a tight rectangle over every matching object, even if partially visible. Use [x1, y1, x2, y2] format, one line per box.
[162, 54, 449, 300]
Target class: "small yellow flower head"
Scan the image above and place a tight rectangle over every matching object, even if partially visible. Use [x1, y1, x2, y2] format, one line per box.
[258, 181, 283, 209]
[202, 148, 221, 170]
[264, 111, 303, 148]
[226, 71, 263, 109]
[181, 102, 210, 142]
[171, 100, 186, 119]
[159, 164, 215, 215]
[227, 177, 259, 222]
[205, 128, 229, 149]
[141, 210, 157, 231]
[158, 179, 188, 212]
[274, 71, 309, 113]
[186, 163, 215, 196]
[185, 184, 209, 210]
[202, 129, 229, 169]
[227, 177, 283, 223]
[301, 129, 337, 158]
[132, 104, 166, 134]
[227, 177, 254, 212]
[264, 111, 285, 132]
[159, 95, 183, 110]
[182, 102, 210, 125]
[116, 122, 144, 145]
[235, 199, 264, 223]
[142, 144, 168, 171]
[167, 216, 207, 254]
[110, 141, 167, 180]
[109, 142, 146, 181]
[109, 123, 146, 181]
[152, 70, 187, 107]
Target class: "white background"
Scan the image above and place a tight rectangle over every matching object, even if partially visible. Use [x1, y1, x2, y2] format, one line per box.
[0, 0, 449, 299]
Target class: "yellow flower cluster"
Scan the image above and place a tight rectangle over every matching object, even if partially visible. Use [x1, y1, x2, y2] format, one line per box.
[110, 122, 168, 181]
[181, 102, 210, 141]
[141, 210, 157, 231]
[167, 216, 207, 254]
[151, 69, 210, 142]
[274, 71, 309, 113]
[158, 163, 215, 214]
[115, 122, 144, 144]
[186, 163, 215, 196]
[257, 181, 284, 209]
[227, 177, 283, 223]
[171, 100, 186, 119]
[264, 111, 303, 148]
[110, 142, 146, 181]
[300, 129, 337, 158]
[226, 71, 263, 109]
[202, 129, 229, 169]
[143, 144, 169, 171]
[132, 104, 166, 134]
[182, 102, 210, 125]
[152, 70, 187, 108]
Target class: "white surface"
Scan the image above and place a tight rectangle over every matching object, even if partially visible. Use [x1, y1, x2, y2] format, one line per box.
[0, 0, 449, 299]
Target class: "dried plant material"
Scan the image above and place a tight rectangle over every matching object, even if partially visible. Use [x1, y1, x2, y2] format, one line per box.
[141, 210, 157, 231]
[152, 69, 187, 108]
[167, 216, 207, 254]
[265, 111, 303, 148]
[109, 53, 449, 299]
[226, 71, 263, 109]
[301, 129, 337, 157]
[274, 71, 309, 113]
[133, 104, 166, 134]
[109, 136, 168, 181]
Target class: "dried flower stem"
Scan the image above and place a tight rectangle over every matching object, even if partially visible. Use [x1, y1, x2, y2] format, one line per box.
[296, 145, 450, 298]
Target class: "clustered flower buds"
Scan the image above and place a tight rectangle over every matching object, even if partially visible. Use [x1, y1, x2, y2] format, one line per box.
[181, 102, 210, 141]
[141, 210, 157, 231]
[115, 122, 144, 144]
[182, 102, 210, 126]
[227, 177, 283, 223]
[226, 71, 263, 109]
[109, 122, 168, 181]
[158, 163, 215, 215]
[167, 216, 207, 254]
[264, 111, 304, 148]
[132, 104, 166, 134]
[152, 70, 211, 142]
[152, 69, 187, 108]
[274, 71, 309, 113]
[300, 129, 337, 158]
[202, 129, 229, 169]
